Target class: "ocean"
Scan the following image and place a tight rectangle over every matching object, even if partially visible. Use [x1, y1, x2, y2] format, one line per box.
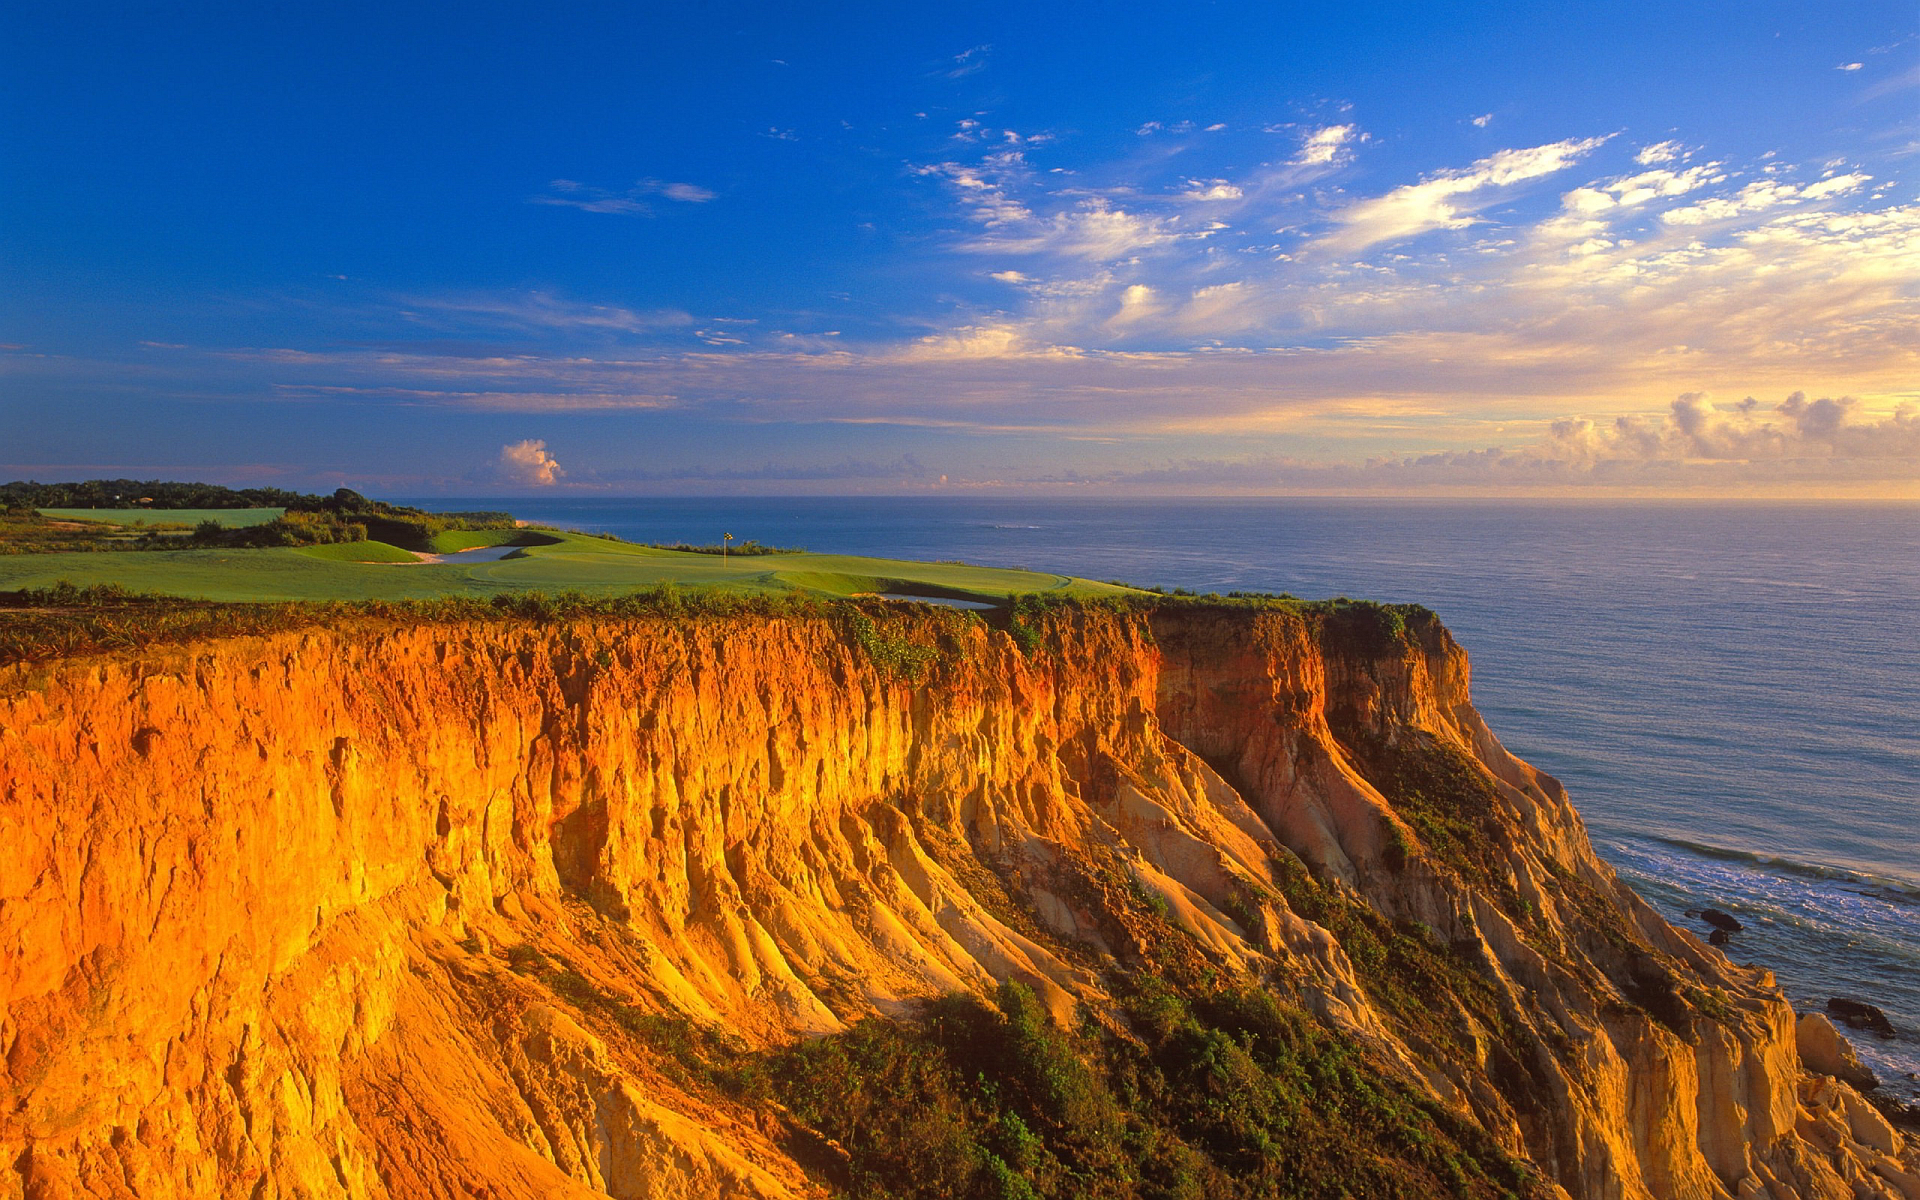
[427, 496, 1920, 1095]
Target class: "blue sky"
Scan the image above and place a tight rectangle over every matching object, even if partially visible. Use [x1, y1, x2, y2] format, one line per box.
[3, 1, 1916, 495]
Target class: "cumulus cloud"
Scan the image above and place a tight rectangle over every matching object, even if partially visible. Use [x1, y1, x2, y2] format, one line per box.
[1635, 140, 1684, 165]
[1661, 173, 1868, 224]
[1101, 393, 1920, 493]
[1295, 124, 1358, 165]
[1319, 136, 1608, 251]
[499, 439, 564, 485]
[1559, 163, 1723, 215]
[1542, 392, 1920, 463]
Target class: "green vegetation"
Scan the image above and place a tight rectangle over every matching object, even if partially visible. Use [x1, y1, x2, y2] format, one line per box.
[1346, 739, 1520, 908]
[0, 584, 1051, 667]
[497, 914, 1534, 1200]
[193, 509, 371, 548]
[1, 484, 1447, 638]
[645, 539, 804, 556]
[3, 479, 311, 510]
[16, 481, 515, 556]
[3, 482, 1129, 602]
[846, 607, 977, 681]
[572, 978, 1533, 1200]
[1, 510, 163, 554]
[427, 528, 539, 553]
[295, 540, 423, 563]
[0, 523, 1127, 604]
[38, 507, 284, 528]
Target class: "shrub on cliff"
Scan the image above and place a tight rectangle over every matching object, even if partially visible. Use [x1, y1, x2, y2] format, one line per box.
[756, 977, 1533, 1200]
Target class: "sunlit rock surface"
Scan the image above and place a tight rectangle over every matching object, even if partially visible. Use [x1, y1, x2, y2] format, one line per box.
[0, 603, 1909, 1198]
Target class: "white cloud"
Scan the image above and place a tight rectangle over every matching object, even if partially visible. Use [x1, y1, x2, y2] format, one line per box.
[1471, 114, 1493, 128]
[1295, 124, 1357, 165]
[1661, 173, 1868, 225]
[1107, 283, 1161, 328]
[1538, 393, 1920, 463]
[1560, 164, 1722, 214]
[533, 178, 716, 215]
[1635, 140, 1684, 165]
[405, 291, 693, 336]
[1319, 136, 1608, 251]
[659, 182, 716, 203]
[1102, 393, 1920, 493]
[1801, 171, 1873, 200]
[921, 156, 1180, 261]
[1179, 180, 1243, 201]
[943, 44, 990, 79]
[142, 132, 1905, 489]
[1839, 62, 1864, 71]
[499, 439, 564, 485]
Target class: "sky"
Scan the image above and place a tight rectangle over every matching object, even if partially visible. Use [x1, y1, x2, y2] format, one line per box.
[3, 1, 1917, 497]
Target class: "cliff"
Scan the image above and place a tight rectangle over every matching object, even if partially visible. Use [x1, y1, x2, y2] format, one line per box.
[0, 600, 1912, 1199]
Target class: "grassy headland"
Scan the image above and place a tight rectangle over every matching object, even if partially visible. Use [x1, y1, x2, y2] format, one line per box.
[0, 480, 1133, 607]
[0, 527, 1126, 603]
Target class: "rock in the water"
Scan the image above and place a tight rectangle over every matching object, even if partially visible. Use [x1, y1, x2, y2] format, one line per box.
[1829, 997, 1898, 1037]
[1798, 1012, 1880, 1091]
[1702, 908, 1743, 933]
[1708, 928, 1731, 946]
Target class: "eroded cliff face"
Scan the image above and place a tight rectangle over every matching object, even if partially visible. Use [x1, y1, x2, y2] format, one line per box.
[0, 603, 1911, 1199]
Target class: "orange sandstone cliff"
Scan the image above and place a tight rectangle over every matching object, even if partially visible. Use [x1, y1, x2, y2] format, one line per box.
[0, 602, 1912, 1199]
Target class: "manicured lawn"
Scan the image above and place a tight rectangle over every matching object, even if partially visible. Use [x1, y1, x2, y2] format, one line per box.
[426, 528, 541, 553]
[37, 507, 285, 528]
[0, 528, 1138, 603]
[296, 540, 423, 563]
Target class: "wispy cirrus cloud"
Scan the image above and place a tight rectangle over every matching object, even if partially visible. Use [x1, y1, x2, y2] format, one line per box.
[940, 44, 991, 79]
[918, 154, 1184, 260]
[397, 291, 695, 338]
[533, 177, 717, 216]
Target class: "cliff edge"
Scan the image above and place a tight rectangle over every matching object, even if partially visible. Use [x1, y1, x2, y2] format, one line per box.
[1, 600, 1911, 1199]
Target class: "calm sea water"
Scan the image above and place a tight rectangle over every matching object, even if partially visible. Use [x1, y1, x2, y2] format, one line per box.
[425, 497, 1920, 1094]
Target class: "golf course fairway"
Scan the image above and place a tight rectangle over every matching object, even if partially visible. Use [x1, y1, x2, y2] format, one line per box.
[0, 527, 1133, 604]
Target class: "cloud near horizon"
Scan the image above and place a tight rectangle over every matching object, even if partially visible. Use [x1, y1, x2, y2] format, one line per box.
[1097, 393, 1920, 492]
[498, 439, 564, 485]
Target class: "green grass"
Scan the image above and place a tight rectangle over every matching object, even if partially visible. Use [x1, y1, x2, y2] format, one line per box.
[295, 540, 422, 563]
[426, 528, 540, 553]
[37, 507, 284, 528]
[0, 527, 1137, 604]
